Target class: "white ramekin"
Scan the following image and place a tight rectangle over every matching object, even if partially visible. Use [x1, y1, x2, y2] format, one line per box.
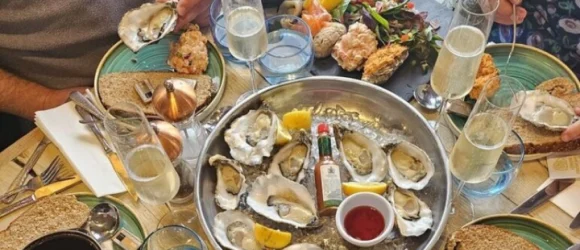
[335, 192, 395, 247]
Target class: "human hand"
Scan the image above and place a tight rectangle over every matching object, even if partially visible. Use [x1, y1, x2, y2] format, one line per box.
[495, 0, 527, 25]
[561, 107, 580, 142]
[158, 0, 212, 30]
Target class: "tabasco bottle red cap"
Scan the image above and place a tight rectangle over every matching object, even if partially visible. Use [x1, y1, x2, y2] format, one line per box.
[317, 123, 329, 134]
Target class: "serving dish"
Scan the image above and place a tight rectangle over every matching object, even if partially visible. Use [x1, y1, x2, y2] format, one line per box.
[195, 76, 451, 249]
[445, 43, 580, 161]
[93, 34, 227, 121]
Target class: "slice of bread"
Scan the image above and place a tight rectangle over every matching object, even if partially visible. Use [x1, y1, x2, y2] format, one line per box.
[504, 78, 580, 154]
[446, 224, 540, 250]
[98, 71, 215, 115]
[0, 195, 90, 250]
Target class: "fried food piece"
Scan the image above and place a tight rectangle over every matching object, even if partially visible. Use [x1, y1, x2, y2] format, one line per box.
[469, 53, 499, 99]
[313, 22, 347, 58]
[362, 44, 409, 84]
[168, 24, 209, 75]
[331, 23, 378, 72]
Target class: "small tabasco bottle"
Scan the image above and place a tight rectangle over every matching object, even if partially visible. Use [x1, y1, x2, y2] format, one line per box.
[314, 123, 343, 216]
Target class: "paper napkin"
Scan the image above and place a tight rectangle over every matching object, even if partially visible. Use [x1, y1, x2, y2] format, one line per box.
[35, 102, 126, 197]
[536, 152, 580, 217]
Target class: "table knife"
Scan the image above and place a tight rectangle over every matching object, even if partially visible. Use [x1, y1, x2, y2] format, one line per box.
[512, 178, 575, 214]
[0, 176, 81, 218]
[75, 106, 139, 201]
[570, 211, 580, 229]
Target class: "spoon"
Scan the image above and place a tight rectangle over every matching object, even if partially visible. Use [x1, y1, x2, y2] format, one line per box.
[86, 203, 120, 243]
[414, 84, 443, 110]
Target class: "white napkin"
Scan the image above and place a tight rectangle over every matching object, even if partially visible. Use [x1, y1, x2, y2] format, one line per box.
[35, 102, 126, 197]
[537, 179, 580, 217]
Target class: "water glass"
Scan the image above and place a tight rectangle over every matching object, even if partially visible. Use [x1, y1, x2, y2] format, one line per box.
[258, 15, 314, 84]
[210, 0, 242, 63]
[460, 130, 525, 198]
[140, 225, 207, 250]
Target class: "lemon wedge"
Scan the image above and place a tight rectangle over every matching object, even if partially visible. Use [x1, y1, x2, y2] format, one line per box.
[276, 125, 292, 145]
[254, 223, 292, 249]
[342, 182, 388, 196]
[282, 109, 312, 130]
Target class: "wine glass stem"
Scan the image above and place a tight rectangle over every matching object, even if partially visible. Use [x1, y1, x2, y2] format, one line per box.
[433, 98, 449, 129]
[450, 180, 465, 214]
[248, 60, 258, 93]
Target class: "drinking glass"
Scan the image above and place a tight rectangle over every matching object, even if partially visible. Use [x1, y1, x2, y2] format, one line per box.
[140, 225, 207, 250]
[222, 0, 268, 103]
[103, 102, 194, 229]
[448, 75, 526, 213]
[429, 0, 499, 130]
[257, 15, 314, 84]
[210, 0, 242, 64]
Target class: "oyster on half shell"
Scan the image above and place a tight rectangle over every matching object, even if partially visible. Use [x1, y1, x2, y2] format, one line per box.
[516, 90, 577, 131]
[214, 210, 261, 250]
[225, 109, 280, 166]
[389, 188, 433, 237]
[387, 141, 434, 190]
[268, 131, 311, 183]
[210, 155, 248, 210]
[335, 125, 388, 182]
[247, 174, 318, 228]
[118, 2, 178, 52]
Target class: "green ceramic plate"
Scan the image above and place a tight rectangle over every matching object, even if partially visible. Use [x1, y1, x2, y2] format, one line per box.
[93, 34, 227, 121]
[445, 44, 580, 160]
[74, 193, 146, 250]
[464, 214, 573, 249]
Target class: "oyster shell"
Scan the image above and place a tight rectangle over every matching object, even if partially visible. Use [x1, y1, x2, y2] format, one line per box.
[335, 125, 388, 182]
[118, 2, 178, 52]
[268, 131, 311, 182]
[247, 174, 318, 228]
[389, 188, 433, 237]
[214, 210, 261, 250]
[517, 90, 577, 131]
[387, 141, 434, 190]
[225, 109, 280, 166]
[210, 155, 248, 210]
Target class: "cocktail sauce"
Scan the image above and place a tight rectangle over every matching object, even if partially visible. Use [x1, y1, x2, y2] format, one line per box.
[344, 206, 385, 241]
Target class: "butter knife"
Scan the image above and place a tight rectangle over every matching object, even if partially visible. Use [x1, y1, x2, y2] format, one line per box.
[0, 176, 81, 218]
[512, 178, 575, 214]
[570, 211, 580, 229]
[75, 106, 139, 201]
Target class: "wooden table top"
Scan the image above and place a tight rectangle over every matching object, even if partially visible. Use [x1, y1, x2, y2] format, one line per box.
[1, 35, 579, 249]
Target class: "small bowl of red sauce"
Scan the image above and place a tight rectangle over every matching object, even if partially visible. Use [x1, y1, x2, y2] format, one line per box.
[335, 192, 395, 247]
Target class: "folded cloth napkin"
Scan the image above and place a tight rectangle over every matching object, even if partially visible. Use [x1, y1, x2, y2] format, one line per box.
[35, 102, 126, 197]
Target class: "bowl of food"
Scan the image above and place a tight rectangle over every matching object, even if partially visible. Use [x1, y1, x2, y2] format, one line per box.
[195, 76, 451, 249]
[335, 192, 395, 247]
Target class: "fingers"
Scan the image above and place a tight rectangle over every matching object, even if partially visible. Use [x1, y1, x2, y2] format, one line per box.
[508, 0, 522, 5]
[194, 10, 211, 28]
[175, 0, 211, 30]
[562, 121, 580, 142]
[495, 6, 526, 25]
[575, 107, 580, 116]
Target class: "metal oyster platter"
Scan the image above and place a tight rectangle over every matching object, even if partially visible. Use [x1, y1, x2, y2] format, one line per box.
[195, 76, 451, 249]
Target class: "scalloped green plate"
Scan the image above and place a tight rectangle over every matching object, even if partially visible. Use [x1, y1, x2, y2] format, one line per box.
[94, 34, 227, 121]
[463, 214, 573, 249]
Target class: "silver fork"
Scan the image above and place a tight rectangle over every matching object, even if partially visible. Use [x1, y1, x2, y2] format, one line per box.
[0, 157, 62, 203]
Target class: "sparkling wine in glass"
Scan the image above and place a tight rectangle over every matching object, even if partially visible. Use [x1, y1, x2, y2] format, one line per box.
[222, 0, 268, 103]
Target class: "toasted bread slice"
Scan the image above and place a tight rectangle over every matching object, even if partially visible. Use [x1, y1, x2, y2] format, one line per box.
[535, 77, 577, 97]
[446, 224, 540, 250]
[98, 71, 215, 115]
[0, 195, 90, 250]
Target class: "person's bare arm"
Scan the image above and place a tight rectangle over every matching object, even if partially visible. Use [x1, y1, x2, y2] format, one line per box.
[0, 69, 85, 120]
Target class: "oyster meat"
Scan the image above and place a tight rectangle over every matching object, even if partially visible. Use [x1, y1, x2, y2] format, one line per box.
[210, 155, 248, 210]
[335, 125, 388, 182]
[388, 141, 434, 190]
[390, 188, 433, 237]
[118, 2, 178, 52]
[247, 174, 318, 228]
[269, 131, 311, 182]
[225, 109, 280, 166]
[214, 210, 261, 250]
[517, 90, 577, 131]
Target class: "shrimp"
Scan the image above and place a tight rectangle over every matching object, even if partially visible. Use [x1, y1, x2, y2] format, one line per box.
[302, 0, 332, 36]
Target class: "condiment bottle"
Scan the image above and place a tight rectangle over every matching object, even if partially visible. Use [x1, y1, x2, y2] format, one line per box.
[314, 123, 343, 216]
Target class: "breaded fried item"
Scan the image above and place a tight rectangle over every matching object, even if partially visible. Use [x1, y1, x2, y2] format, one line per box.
[469, 53, 499, 99]
[168, 24, 209, 75]
[331, 23, 378, 72]
[362, 44, 409, 84]
[313, 22, 346, 58]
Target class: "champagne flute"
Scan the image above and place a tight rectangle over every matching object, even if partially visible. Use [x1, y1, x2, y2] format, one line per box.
[222, 0, 268, 104]
[103, 102, 189, 228]
[430, 0, 499, 133]
[448, 75, 526, 216]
